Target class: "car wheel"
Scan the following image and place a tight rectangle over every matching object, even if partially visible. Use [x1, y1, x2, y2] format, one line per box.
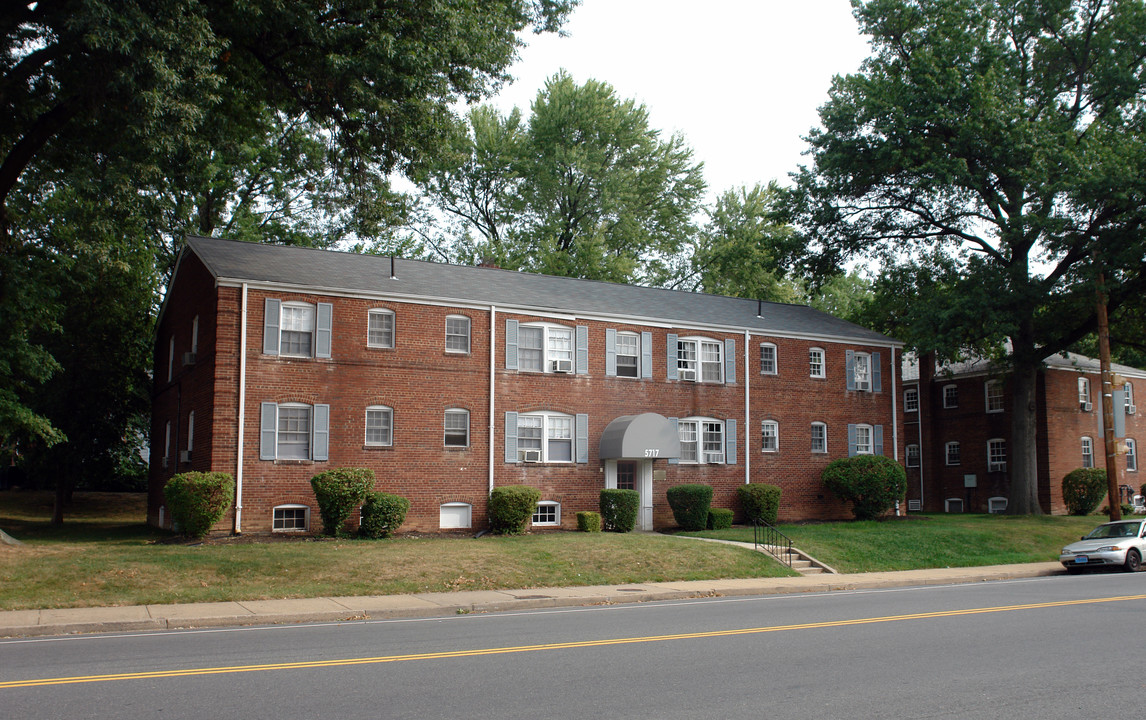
[1124, 549, 1141, 572]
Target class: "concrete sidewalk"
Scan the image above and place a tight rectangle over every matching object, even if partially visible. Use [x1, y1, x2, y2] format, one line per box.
[0, 562, 1065, 638]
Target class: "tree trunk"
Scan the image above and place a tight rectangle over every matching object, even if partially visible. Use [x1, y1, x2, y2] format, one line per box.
[1009, 358, 1043, 515]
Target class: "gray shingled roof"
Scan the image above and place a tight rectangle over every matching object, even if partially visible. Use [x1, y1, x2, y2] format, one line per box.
[184, 235, 898, 346]
[900, 348, 1146, 381]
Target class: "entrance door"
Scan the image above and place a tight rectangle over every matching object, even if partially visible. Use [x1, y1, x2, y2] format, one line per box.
[606, 459, 653, 531]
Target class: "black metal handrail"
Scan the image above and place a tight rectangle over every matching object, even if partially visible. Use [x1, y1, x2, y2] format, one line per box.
[753, 519, 794, 568]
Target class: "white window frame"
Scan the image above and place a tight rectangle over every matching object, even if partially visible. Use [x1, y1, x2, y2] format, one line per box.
[1126, 383, 1136, 413]
[1078, 377, 1091, 407]
[273, 504, 310, 532]
[945, 441, 961, 466]
[906, 444, 920, 468]
[759, 343, 778, 375]
[191, 315, 199, 354]
[444, 408, 469, 447]
[853, 352, 872, 391]
[988, 438, 1007, 472]
[279, 302, 317, 357]
[615, 331, 641, 378]
[518, 323, 574, 373]
[904, 387, 919, 413]
[445, 315, 471, 354]
[1127, 438, 1138, 472]
[440, 502, 472, 529]
[163, 420, 171, 469]
[761, 420, 779, 453]
[277, 403, 313, 460]
[985, 380, 1004, 414]
[532, 501, 561, 527]
[679, 417, 725, 464]
[367, 309, 395, 348]
[365, 405, 394, 447]
[809, 347, 825, 378]
[1081, 436, 1094, 469]
[854, 424, 874, 455]
[678, 337, 724, 383]
[517, 411, 574, 463]
[168, 336, 175, 382]
[811, 422, 827, 454]
[943, 384, 958, 409]
[186, 410, 195, 460]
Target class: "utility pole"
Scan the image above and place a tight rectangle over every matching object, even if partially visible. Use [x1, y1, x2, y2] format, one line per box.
[1096, 271, 1122, 520]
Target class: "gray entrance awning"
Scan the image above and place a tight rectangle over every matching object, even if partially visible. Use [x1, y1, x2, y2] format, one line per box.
[598, 413, 681, 460]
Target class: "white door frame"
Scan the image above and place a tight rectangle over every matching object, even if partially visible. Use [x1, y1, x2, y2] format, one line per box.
[605, 459, 654, 531]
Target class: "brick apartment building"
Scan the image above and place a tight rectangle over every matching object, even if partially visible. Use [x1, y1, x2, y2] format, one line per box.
[901, 352, 1145, 515]
[149, 236, 904, 534]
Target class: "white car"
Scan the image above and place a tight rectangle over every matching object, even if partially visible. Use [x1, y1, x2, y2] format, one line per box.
[1060, 519, 1146, 573]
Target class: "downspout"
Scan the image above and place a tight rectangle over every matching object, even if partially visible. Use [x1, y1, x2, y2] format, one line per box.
[917, 384, 925, 509]
[744, 330, 751, 484]
[489, 305, 497, 494]
[890, 346, 900, 516]
[234, 283, 248, 534]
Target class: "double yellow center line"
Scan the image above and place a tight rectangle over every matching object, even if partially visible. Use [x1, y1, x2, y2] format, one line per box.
[5, 593, 1144, 690]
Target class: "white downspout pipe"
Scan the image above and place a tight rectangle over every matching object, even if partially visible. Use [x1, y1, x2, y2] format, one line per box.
[744, 330, 751, 485]
[235, 283, 248, 534]
[489, 306, 497, 494]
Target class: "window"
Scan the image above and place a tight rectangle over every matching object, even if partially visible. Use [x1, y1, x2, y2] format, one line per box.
[281, 303, 316, 356]
[257, 402, 331, 462]
[943, 385, 958, 408]
[616, 332, 640, 377]
[853, 352, 872, 391]
[278, 405, 313, 459]
[191, 315, 199, 354]
[946, 441, 961, 466]
[853, 424, 873, 455]
[517, 412, 573, 463]
[761, 420, 778, 452]
[185, 410, 195, 462]
[678, 338, 723, 383]
[678, 418, 725, 464]
[163, 420, 171, 469]
[906, 444, 920, 468]
[1081, 436, 1094, 469]
[617, 461, 636, 490]
[264, 299, 331, 358]
[365, 406, 393, 447]
[445, 315, 470, 353]
[1078, 377, 1091, 408]
[440, 502, 472, 529]
[1128, 439, 1138, 472]
[167, 336, 175, 382]
[1126, 383, 1136, 413]
[368, 309, 394, 348]
[519, 325, 572, 373]
[760, 343, 777, 375]
[532, 501, 560, 527]
[809, 348, 825, 378]
[985, 381, 1004, 413]
[444, 409, 469, 447]
[811, 422, 827, 453]
[988, 438, 1007, 472]
[273, 505, 309, 532]
[904, 387, 919, 413]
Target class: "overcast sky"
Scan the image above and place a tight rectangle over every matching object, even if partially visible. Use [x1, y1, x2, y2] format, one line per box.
[482, 0, 873, 198]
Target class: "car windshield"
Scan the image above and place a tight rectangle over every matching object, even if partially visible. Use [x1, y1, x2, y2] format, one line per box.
[1085, 522, 1141, 540]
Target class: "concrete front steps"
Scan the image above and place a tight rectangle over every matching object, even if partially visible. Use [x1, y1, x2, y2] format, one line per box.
[674, 535, 836, 575]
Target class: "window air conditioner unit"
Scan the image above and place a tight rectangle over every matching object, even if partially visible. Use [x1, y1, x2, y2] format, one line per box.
[550, 359, 573, 373]
[990, 462, 1006, 473]
[1082, 401, 1093, 412]
[520, 449, 542, 463]
[703, 452, 724, 464]
[1130, 404, 1138, 415]
[179, 450, 192, 463]
[679, 368, 697, 382]
[907, 499, 922, 511]
[182, 352, 197, 366]
[161, 456, 169, 469]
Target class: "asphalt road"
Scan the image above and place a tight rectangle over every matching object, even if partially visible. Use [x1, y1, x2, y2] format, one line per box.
[3, 572, 1144, 719]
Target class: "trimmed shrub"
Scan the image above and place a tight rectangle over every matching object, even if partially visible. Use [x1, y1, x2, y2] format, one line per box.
[821, 455, 907, 521]
[359, 491, 410, 539]
[310, 467, 375, 536]
[600, 489, 639, 532]
[489, 485, 542, 535]
[1062, 467, 1107, 516]
[706, 507, 733, 530]
[737, 483, 781, 525]
[577, 511, 602, 532]
[163, 471, 234, 538]
[666, 484, 713, 530]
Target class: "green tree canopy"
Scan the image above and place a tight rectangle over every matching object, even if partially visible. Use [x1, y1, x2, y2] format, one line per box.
[792, 0, 1146, 514]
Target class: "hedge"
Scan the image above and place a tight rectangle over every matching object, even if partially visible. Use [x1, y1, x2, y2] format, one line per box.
[737, 483, 781, 525]
[163, 471, 234, 538]
[706, 507, 733, 530]
[310, 467, 375, 536]
[1062, 467, 1107, 516]
[821, 455, 907, 521]
[577, 511, 602, 532]
[359, 491, 410, 539]
[600, 489, 639, 532]
[666, 484, 713, 530]
[489, 485, 542, 534]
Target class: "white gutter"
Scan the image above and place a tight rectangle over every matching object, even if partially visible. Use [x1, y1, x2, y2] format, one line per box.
[235, 283, 248, 534]
[744, 330, 751, 485]
[489, 305, 497, 494]
[891, 346, 899, 462]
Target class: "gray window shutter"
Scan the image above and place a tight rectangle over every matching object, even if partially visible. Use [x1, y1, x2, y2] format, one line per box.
[845, 350, 856, 391]
[260, 402, 277, 460]
[504, 411, 518, 463]
[605, 328, 617, 376]
[874, 424, 884, 456]
[505, 319, 518, 370]
[872, 352, 882, 392]
[576, 413, 589, 463]
[725, 338, 736, 383]
[641, 332, 653, 379]
[313, 404, 330, 461]
[576, 325, 589, 375]
[725, 418, 737, 465]
[263, 299, 281, 355]
[667, 417, 679, 464]
[847, 423, 857, 457]
[315, 303, 333, 359]
[666, 333, 678, 380]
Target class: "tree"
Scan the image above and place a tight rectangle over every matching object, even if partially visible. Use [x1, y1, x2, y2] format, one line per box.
[792, 0, 1146, 514]
[414, 72, 707, 285]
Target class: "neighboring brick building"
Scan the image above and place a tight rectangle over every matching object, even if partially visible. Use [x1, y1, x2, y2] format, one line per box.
[901, 352, 1145, 515]
[150, 236, 904, 534]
